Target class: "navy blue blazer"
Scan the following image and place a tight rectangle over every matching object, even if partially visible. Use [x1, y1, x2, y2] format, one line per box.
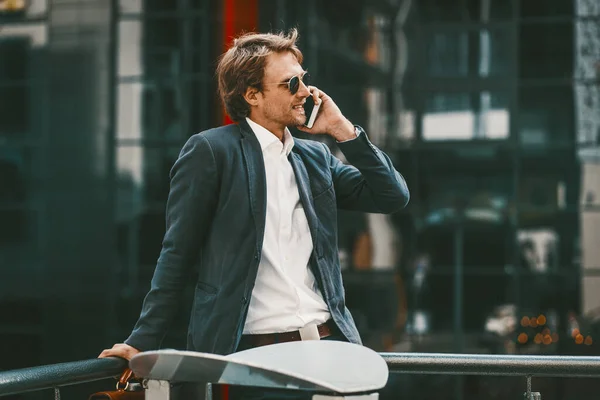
[125, 120, 409, 355]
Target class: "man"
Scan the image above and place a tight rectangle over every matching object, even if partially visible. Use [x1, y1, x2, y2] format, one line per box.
[99, 29, 409, 398]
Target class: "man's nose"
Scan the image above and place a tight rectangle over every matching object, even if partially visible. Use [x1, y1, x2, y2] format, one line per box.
[296, 80, 311, 97]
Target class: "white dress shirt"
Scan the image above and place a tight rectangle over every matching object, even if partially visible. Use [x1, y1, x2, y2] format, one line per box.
[243, 117, 331, 334]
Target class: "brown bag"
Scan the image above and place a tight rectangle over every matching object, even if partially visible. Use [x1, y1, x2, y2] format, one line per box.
[88, 368, 144, 400]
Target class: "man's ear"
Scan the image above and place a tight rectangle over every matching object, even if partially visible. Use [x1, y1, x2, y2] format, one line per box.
[243, 86, 260, 106]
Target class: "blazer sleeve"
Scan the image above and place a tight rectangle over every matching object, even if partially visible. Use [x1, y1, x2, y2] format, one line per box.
[328, 130, 409, 214]
[125, 134, 219, 351]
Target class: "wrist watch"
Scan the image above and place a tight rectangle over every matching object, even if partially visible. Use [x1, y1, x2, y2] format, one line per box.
[354, 125, 365, 137]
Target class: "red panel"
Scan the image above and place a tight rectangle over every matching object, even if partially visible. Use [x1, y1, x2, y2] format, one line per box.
[221, 0, 258, 125]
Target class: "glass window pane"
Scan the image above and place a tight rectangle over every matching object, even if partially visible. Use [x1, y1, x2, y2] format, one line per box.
[0, 23, 47, 48]
[480, 29, 512, 77]
[0, 146, 37, 183]
[418, 0, 513, 22]
[145, 16, 180, 48]
[144, 0, 178, 12]
[119, 0, 142, 14]
[519, 22, 573, 79]
[421, 173, 513, 215]
[518, 174, 572, 214]
[116, 145, 144, 223]
[408, 231, 512, 334]
[519, 85, 574, 147]
[423, 92, 509, 140]
[0, 206, 37, 248]
[25, 0, 48, 18]
[117, 78, 208, 144]
[143, 146, 180, 204]
[0, 36, 30, 136]
[116, 145, 184, 215]
[423, 93, 473, 140]
[425, 31, 469, 77]
[118, 20, 143, 77]
[520, 0, 573, 18]
[117, 82, 145, 140]
[425, 29, 512, 77]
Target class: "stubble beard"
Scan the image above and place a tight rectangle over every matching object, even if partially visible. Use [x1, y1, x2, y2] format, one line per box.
[267, 105, 304, 128]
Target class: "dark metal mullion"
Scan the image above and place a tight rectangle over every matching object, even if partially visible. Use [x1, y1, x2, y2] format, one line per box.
[416, 15, 598, 31]
[411, 2, 425, 349]
[179, 0, 193, 143]
[510, 0, 522, 336]
[385, 5, 399, 150]
[120, 10, 206, 19]
[105, 0, 120, 339]
[198, 6, 211, 131]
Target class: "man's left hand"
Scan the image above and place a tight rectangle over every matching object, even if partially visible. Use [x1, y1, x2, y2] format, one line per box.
[296, 86, 356, 142]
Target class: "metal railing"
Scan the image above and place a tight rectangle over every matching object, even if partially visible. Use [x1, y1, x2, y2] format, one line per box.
[0, 357, 127, 397]
[2, 353, 600, 398]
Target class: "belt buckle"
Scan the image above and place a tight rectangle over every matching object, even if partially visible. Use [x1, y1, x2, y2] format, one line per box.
[299, 324, 320, 341]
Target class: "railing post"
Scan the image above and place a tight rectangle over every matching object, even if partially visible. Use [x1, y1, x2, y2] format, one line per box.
[523, 375, 541, 400]
[205, 383, 213, 400]
[146, 380, 171, 400]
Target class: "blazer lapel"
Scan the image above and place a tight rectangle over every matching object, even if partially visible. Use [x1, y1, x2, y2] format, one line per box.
[289, 152, 320, 254]
[239, 121, 267, 250]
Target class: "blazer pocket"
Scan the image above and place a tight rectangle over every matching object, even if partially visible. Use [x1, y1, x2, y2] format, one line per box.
[312, 185, 337, 259]
[312, 183, 334, 202]
[195, 281, 218, 297]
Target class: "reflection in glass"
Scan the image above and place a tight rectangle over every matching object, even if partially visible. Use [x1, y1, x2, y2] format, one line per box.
[117, 83, 144, 140]
[116, 145, 143, 223]
[365, 88, 387, 147]
[426, 32, 468, 77]
[520, 0, 573, 18]
[519, 86, 574, 147]
[518, 228, 559, 274]
[423, 92, 509, 140]
[519, 23, 573, 79]
[418, 0, 513, 22]
[425, 29, 511, 77]
[0, 37, 30, 135]
[118, 20, 143, 78]
[119, 0, 142, 14]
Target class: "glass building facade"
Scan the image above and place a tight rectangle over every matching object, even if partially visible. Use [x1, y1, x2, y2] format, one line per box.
[0, 0, 599, 398]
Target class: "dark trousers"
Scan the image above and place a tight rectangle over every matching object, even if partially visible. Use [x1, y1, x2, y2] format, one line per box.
[227, 333, 348, 400]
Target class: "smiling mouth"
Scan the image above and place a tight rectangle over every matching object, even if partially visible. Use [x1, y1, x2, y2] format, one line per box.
[293, 104, 305, 114]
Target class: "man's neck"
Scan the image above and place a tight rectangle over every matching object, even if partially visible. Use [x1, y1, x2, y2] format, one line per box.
[247, 115, 285, 141]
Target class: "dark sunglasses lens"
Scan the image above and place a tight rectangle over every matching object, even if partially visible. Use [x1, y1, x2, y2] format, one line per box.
[302, 73, 311, 86]
[289, 76, 300, 94]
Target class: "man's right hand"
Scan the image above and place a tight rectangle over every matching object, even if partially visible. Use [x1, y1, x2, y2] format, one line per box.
[98, 343, 141, 360]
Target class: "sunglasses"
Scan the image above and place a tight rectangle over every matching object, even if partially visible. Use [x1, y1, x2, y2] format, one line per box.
[272, 72, 311, 95]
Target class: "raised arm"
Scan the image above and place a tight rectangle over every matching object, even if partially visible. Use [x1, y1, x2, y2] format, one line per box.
[328, 131, 409, 213]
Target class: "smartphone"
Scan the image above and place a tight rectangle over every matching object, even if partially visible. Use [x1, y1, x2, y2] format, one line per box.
[303, 95, 321, 129]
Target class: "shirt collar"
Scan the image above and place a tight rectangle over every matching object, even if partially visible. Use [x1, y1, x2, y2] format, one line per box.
[246, 117, 295, 156]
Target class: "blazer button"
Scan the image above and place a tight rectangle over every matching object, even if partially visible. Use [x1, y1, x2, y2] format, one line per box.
[254, 253, 259, 260]
[242, 296, 248, 305]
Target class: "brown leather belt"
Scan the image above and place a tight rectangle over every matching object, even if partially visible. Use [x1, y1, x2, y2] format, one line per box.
[239, 320, 337, 349]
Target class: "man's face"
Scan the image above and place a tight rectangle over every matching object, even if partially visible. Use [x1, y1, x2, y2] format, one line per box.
[253, 52, 310, 131]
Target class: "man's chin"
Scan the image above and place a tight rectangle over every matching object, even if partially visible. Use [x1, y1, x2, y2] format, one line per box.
[291, 116, 307, 127]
